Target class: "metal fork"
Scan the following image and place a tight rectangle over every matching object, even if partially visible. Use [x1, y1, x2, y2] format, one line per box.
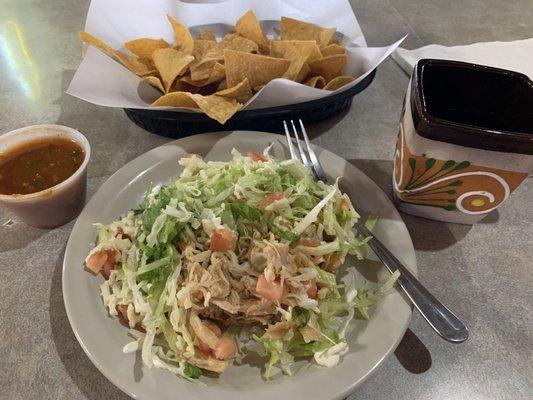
[284, 119, 469, 344]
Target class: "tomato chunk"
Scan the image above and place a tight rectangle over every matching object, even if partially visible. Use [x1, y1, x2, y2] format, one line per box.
[213, 336, 236, 360]
[256, 274, 285, 304]
[85, 251, 107, 274]
[260, 191, 285, 210]
[247, 151, 267, 162]
[209, 228, 236, 252]
[86, 249, 117, 279]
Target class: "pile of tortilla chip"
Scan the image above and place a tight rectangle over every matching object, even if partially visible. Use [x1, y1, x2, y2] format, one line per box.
[80, 10, 356, 124]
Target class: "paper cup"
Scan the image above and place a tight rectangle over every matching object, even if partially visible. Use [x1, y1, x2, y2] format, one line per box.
[0, 125, 91, 228]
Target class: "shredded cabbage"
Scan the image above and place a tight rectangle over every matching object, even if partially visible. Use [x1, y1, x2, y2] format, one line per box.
[86, 149, 400, 382]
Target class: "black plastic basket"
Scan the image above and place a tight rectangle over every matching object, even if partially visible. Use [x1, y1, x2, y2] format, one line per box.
[124, 69, 376, 138]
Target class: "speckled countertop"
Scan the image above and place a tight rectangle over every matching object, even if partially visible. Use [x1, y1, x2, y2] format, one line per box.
[0, 0, 532, 399]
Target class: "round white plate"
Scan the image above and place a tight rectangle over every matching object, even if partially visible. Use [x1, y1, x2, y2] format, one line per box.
[63, 131, 416, 400]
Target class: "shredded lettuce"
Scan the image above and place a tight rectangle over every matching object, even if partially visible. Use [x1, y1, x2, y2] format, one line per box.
[184, 362, 203, 379]
[89, 148, 400, 383]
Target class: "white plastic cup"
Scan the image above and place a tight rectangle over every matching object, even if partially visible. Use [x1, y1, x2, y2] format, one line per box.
[0, 124, 91, 228]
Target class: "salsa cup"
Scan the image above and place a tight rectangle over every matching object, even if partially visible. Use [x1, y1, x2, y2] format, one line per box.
[0, 124, 91, 228]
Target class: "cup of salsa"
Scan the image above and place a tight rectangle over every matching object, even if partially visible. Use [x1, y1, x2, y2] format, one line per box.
[0, 124, 91, 228]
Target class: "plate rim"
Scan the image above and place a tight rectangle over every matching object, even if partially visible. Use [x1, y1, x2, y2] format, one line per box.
[62, 130, 416, 400]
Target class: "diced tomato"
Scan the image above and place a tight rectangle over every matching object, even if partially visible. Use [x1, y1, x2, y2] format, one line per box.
[85, 251, 107, 274]
[327, 252, 342, 271]
[85, 249, 117, 278]
[213, 336, 236, 360]
[256, 274, 285, 304]
[298, 238, 320, 247]
[304, 279, 317, 299]
[209, 228, 236, 252]
[247, 151, 267, 162]
[100, 250, 117, 280]
[260, 191, 285, 210]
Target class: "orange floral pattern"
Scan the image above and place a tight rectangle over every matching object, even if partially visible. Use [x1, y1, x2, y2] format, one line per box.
[393, 119, 528, 214]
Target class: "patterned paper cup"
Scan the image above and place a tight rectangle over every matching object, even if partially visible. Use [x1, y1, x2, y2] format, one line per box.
[393, 59, 533, 224]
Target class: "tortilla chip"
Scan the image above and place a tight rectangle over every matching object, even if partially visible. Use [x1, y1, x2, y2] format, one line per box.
[170, 78, 201, 94]
[188, 39, 219, 75]
[224, 49, 291, 88]
[281, 58, 307, 81]
[323, 75, 355, 90]
[270, 40, 321, 62]
[79, 31, 115, 58]
[280, 17, 336, 48]
[304, 76, 325, 88]
[191, 33, 259, 77]
[320, 44, 345, 57]
[196, 82, 220, 96]
[115, 52, 157, 76]
[151, 91, 199, 108]
[294, 62, 311, 83]
[152, 48, 194, 92]
[190, 63, 212, 81]
[166, 14, 194, 54]
[125, 38, 169, 59]
[215, 78, 253, 103]
[269, 40, 320, 81]
[139, 56, 156, 68]
[196, 30, 216, 41]
[192, 40, 218, 58]
[308, 54, 347, 82]
[220, 33, 259, 53]
[142, 76, 165, 93]
[236, 10, 268, 51]
[151, 92, 241, 124]
[258, 42, 271, 55]
[183, 62, 226, 87]
[217, 79, 228, 91]
[79, 32, 155, 75]
[193, 95, 241, 124]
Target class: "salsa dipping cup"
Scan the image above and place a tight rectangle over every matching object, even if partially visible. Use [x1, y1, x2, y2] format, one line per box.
[393, 59, 533, 224]
[0, 124, 91, 228]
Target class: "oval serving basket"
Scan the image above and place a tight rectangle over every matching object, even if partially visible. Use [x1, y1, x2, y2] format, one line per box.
[124, 69, 376, 138]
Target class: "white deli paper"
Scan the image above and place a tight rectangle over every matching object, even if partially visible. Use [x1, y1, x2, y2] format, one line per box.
[392, 38, 533, 79]
[67, 0, 405, 112]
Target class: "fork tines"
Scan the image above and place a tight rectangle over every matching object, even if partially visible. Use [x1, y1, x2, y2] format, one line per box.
[283, 119, 328, 182]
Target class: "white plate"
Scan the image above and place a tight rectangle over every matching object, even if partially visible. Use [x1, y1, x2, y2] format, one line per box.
[63, 131, 416, 400]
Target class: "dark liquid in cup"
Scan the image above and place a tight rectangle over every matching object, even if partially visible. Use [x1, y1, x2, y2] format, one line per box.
[0, 138, 85, 195]
[421, 64, 532, 134]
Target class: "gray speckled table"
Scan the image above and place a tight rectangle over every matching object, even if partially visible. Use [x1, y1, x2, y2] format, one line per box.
[0, 0, 532, 399]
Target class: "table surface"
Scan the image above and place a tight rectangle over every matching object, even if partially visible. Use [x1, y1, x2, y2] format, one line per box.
[1, 0, 532, 399]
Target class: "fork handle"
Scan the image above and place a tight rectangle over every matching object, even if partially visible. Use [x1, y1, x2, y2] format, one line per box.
[356, 224, 469, 343]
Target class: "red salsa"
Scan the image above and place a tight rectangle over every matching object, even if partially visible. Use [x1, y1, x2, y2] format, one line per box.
[0, 137, 85, 195]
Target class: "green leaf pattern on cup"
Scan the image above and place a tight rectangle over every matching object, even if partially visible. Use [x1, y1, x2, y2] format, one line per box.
[402, 158, 471, 210]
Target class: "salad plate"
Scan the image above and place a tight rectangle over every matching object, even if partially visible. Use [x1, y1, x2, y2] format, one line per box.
[62, 130, 416, 400]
